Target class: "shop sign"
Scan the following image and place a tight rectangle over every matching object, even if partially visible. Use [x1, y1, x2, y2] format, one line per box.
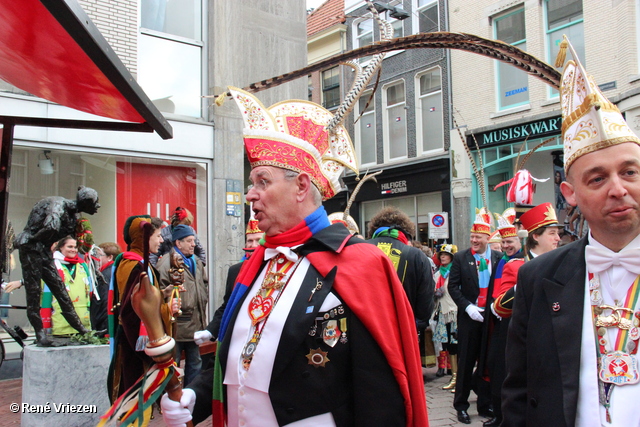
[468, 116, 561, 149]
[428, 212, 449, 239]
[380, 180, 407, 195]
[226, 179, 242, 217]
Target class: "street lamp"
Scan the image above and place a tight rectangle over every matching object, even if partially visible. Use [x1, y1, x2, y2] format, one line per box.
[371, 2, 410, 20]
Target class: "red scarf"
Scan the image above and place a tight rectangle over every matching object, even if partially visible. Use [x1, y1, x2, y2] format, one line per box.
[100, 260, 114, 272]
[63, 255, 84, 264]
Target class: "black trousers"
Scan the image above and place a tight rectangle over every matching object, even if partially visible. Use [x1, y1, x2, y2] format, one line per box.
[453, 311, 491, 413]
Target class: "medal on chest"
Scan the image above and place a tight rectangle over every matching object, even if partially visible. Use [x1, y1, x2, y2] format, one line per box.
[588, 272, 640, 422]
[242, 255, 300, 370]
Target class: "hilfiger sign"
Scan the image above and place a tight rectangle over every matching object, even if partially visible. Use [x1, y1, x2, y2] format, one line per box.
[381, 180, 407, 195]
[467, 116, 562, 149]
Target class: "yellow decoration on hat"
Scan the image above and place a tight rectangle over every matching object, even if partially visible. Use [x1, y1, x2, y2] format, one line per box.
[489, 229, 502, 243]
[439, 244, 458, 255]
[470, 207, 492, 235]
[558, 35, 640, 172]
[494, 211, 517, 239]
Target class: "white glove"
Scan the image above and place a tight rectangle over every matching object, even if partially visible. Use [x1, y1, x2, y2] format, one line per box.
[161, 388, 196, 427]
[490, 302, 502, 320]
[465, 304, 485, 322]
[194, 330, 213, 346]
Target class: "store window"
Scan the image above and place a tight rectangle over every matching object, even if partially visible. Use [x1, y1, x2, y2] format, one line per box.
[354, 18, 374, 63]
[415, 0, 439, 34]
[495, 8, 528, 110]
[356, 90, 376, 166]
[384, 81, 407, 161]
[8, 147, 209, 271]
[545, 0, 584, 97]
[417, 68, 444, 153]
[139, 0, 203, 118]
[361, 192, 443, 244]
[322, 67, 340, 110]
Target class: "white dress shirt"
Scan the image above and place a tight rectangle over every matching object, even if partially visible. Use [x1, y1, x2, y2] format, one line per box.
[576, 233, 640, 427]
[224, 252, 337, 427]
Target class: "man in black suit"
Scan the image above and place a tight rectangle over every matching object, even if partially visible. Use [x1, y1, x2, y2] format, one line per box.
[502, 37, 640, 426]
[448, 209, 502, 424]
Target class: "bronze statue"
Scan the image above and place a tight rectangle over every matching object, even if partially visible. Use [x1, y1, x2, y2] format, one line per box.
[15, 186, 101, 346]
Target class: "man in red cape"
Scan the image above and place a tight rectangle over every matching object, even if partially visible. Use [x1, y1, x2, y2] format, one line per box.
[160, 86, 428, 426]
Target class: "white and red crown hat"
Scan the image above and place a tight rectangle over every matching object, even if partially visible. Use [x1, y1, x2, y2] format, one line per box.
[228, 86, 358, 201]
[470, 207, 492, 235]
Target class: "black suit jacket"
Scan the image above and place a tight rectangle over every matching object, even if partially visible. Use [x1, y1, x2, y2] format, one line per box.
[189, 225, 406, 426]
[206, 262, 242, 339]
[502, 238, 588, 427]
[367, 236, 435, 327]
[448, 247, 503, 312]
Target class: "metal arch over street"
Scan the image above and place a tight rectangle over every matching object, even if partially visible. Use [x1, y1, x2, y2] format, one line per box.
[215, 32, 562, 99]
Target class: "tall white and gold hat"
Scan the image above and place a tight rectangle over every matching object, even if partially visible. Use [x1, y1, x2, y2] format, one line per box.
[558, 36, 640, 172]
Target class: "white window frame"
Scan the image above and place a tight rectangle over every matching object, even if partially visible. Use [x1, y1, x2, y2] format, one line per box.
[543, 0, 584, 99]
[416, 67, 445, 155]
[413, 0, 439, 35]
[355, 90, 376, 167]
[494, 7, 529, 111]
[138, 0, 206, 119]
[353, 15, 374, 64]
[383, 79, 408, 162]
[10, 149, 27, 196]
[321, 67, 340, 110]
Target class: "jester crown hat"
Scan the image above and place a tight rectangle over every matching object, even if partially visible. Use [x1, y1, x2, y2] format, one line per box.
[558, 35, 640, 173]
[495, 208, 517, 239]
[228, 87, 358, 201]
[470, 207, 492, 235]
[519, 202, 560, 233]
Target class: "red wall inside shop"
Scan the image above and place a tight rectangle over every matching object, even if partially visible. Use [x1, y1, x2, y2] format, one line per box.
[116, 162, 197, 251]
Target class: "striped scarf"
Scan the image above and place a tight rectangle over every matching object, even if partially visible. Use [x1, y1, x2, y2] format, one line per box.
[372, 226, 409, 244]
[473, 250, 490, 308]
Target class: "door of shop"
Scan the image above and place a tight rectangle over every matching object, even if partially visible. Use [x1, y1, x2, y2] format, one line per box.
[116, 162, 197, 251]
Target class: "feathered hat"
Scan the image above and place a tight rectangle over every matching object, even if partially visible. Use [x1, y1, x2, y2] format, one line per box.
[228, 87, 358, 200]
[221, 3, 394, 201]
[557, 35, 640, 172]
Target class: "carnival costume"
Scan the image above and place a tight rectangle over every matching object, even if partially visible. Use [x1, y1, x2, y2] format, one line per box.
[180, 80, 429, 427]
[502, 37, 640, 426]
[106, 216, 173, 405]
[431, 244, 459, 388]
[41, 250, 92, 336]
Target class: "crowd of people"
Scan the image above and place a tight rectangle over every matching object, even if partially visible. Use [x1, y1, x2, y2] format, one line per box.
[4, 35, 640, 427]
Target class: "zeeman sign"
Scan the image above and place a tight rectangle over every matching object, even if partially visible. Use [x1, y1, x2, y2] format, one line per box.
[467, 116, 561, 149]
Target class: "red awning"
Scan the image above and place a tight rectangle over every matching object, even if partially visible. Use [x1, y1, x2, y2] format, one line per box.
[0, 0, 172, 139]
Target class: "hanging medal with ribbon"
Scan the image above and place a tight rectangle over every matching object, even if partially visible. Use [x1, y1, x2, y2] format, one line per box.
[588, 272, 640, 422]
[322, 320, 341, 347]
[242, 255, 301, 370]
